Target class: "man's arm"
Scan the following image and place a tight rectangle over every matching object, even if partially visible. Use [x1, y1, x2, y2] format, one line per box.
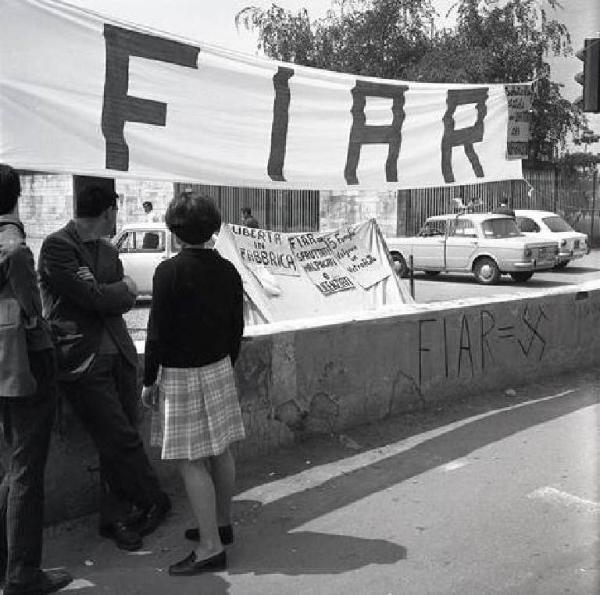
[39, 235, 136, 315]
[5, 245, 40, 321]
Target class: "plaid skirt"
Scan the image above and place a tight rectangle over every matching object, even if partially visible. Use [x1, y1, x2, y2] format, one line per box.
[150, 356, 245, 460]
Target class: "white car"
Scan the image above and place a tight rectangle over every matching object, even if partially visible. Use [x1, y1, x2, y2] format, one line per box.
[113, 222, 180, 296]
[386, 213, 558, 284]
[514, 209, 589, 268]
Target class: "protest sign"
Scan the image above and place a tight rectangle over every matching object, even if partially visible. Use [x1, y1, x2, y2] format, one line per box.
[287, 233, 357, 296]
[1, 0, 527, 190]
[320, 224, 390, 289]
[230, 224, 299, 277]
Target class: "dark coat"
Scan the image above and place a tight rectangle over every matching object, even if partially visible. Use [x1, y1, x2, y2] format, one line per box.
[0, 215, 52, 396]
[38, 221, 137, 381]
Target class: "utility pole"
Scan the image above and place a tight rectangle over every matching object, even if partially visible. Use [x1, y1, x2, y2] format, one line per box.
[592, 164, 598, 248]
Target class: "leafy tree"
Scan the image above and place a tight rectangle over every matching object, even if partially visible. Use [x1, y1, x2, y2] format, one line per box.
[237, 0, 585, 161]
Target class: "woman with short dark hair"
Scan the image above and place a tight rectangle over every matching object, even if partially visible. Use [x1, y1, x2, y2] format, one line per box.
[142, 192, 245, 576]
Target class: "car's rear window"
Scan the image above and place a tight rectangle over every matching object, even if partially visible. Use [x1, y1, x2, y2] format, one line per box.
[542, 216, 573, 233]
[481, 218, 522, 238]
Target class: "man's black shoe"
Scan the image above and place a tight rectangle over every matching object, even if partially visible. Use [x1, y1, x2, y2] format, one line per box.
[136, 493, 172, 537]
[3, 568, 73, 594]
[99, 521, 143, 551]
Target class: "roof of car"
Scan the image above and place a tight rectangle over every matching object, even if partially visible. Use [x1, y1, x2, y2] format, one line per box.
[426, 213, 514, 222]
[514, 209, 558, 217]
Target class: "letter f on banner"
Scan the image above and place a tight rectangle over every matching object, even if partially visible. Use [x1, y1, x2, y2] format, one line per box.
[344, 81, 409, 185]
[102, 25, 200, 171]
[441, 88, 488, 183]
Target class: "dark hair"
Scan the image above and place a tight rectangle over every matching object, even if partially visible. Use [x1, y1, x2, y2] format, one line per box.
[76, 185, 118, 218]
[241, 207, 251, 216]
[143, 201, 153, 209]
[166, 191, 221, 245]
[0, 164, 21, 215]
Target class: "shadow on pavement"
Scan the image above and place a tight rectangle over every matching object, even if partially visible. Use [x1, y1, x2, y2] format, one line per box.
[227, 370, 598, 576]
[40, 370, 598, 591]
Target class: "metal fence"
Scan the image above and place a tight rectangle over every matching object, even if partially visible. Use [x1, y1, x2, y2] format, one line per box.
[400, 166, 596, 236]
[174, 183, 320, 232]
[175, 165, 596, 241]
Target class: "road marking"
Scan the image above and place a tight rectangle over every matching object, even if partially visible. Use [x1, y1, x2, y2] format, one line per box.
[63, 579, 96, 590]
[527, 486, 600, 513]
[442, 460, 469, 471]
[235, 389, 577, 505]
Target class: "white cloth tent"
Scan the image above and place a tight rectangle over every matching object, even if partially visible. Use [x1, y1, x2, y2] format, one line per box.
[215, 219, 413, 325]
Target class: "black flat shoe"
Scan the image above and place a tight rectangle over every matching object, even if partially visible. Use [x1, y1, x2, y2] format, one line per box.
[168, 550, 227, 576]
[184, 524, 233, 545]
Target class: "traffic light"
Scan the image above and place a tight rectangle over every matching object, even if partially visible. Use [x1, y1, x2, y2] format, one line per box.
[574, 37, 600, 113]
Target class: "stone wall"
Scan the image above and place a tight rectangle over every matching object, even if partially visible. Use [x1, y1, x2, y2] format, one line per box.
[19, 174, 74, 261]
[16, 174, 174, 261]
[28, 280, 600, 523]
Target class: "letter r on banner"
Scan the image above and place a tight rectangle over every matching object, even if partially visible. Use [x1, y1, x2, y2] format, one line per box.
[344, 81, 409, 185]
[441, 88, 488, 183]
[102, 25, 200, 171]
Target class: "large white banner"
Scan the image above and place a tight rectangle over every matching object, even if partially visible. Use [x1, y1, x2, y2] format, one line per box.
[0, 0, 525, 190]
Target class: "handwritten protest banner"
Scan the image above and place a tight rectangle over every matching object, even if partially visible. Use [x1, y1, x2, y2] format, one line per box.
[320, 224, 390, 289]
[230, 225, 299, 276]
[287, 232, 357, 296]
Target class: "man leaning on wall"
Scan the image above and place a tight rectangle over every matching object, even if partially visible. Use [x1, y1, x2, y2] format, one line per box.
[37, 184, 171, 552]
[0, 164, 73, 595]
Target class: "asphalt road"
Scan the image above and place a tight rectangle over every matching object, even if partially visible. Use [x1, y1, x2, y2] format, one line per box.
[124, 250, 600, 339]
[410, 249, 600, 304]
[43, 369, 600, 594]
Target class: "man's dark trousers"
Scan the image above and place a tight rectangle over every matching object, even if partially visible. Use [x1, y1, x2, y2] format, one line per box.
[0, 350, 56, 587]
[59, 353, 163, 525]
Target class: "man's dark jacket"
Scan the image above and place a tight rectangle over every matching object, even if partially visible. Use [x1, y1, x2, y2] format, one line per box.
[38, 221, 137, 381]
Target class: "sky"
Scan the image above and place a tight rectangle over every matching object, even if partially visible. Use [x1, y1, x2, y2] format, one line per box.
[69, 0, 600, 150]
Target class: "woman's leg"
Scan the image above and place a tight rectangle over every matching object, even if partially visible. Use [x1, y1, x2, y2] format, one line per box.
[178, 459, 222, 558]
[209, 448, 235, 527]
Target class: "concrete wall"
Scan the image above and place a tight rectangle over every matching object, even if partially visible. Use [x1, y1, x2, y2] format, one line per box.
[320, 190, 397, 235]
[19, 280, 600, 523]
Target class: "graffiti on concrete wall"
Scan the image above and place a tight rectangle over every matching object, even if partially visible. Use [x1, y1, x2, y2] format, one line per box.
[417, 304, 548, 385]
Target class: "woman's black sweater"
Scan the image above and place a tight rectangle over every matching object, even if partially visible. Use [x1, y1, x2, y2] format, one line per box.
[143, 248, 244, 386]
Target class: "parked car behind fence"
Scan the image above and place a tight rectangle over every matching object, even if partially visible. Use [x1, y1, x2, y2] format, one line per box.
[385, 213, 559, 285]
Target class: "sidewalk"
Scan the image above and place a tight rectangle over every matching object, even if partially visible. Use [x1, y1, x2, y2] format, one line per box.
[33, 368, 600, 595]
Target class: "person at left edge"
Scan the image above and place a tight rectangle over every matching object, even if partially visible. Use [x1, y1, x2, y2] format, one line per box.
[0, 163, 73, 594]
[37, 185, 171, 552]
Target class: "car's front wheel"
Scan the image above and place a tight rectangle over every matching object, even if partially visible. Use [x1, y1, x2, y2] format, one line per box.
[510, 271, 534, 283]
[391, 253, 408, 277]
[473, 257, 500, 284]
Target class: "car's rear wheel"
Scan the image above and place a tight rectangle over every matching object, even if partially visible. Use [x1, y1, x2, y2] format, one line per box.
[473, 257, 500, 284]
[391, 253, 408, 277]
[424, 270, 440, 277]
[510, 271, 534, 283]
[553, 261, 569, 270]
